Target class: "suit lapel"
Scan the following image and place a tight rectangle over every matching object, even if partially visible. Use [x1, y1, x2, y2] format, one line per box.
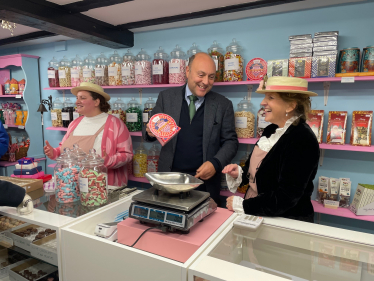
[171, 85, 185, 153]
[203, 92, 217, 161]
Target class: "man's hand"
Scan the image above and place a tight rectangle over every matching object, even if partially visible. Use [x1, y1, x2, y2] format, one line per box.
[226, 196, 234, 211]
[17, 194, 33, 215]
[146, 123, 155, 138]
[44, 140, 54, 159]
[222, 164, 239, 179]
[195, 161, 216, 180]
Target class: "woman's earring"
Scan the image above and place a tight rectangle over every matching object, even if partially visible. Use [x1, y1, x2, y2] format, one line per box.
[286, 112, 288, 117]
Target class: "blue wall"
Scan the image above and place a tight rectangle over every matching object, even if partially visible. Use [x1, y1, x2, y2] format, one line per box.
[1, 1, 374, 233]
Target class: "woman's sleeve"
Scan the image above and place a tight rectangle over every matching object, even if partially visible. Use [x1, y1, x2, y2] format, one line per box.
[242, 136, 319, 216]
[104, 118, 133, 169]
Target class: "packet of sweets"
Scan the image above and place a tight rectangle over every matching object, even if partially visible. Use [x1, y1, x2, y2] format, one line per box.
[149, 113, 181, 146]
[318, 176, 329, 203]
[339, 180, 351, 208]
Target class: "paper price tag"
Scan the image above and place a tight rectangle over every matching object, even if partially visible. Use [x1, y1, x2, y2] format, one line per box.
[51, 112, 58, 121]
[16, 95, 22, 98]
[71, 69, 79, 78]
[58, 70, 66, 79]
[135, 65, 143, 75]
[95, 68, 104, 77]
[225, 58, 239, 71]
[79, 177, 88, 193]
[142, 112, 149, 122]
[3, 124, 8, 129]
[341, 77, 355, 83]
[214, 59, 218, 71]
[122, 66, 131, 76]
[47, 70, 56, 78]
[61, 112, 70, 121]
[235, 117, 247, 128]
[108, 66, 117, 77]
[169, 63, 180, 74]
[83, 69, 92, 78]
[73, 112, 80, 120]
[152, 65, 163, 75]
[126, 113, 138, 122]
[18, 125, 25, 129]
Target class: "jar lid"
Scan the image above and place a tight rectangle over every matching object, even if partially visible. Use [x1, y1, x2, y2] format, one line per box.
[154, 46, 168, 59]
[113, 98, 126, 109]
[72, 55, 83, 66]
[49, 57, 59, 68]
[63, 97, 74, 107]
[135, 143, 147, 155]
[144, 97, 156, 108]
[96, 52, 109, 65]
[208, 41, 224, 55]
[170, 45, 186, 59]
[226, 38, 242, 53]
[53, 97, 63, 109]
[237, 96, 252, 110]
[84, 53, 95, 66]
[136, 48, 151, 61]
[56, 148, 78, 165]
[187, 43, 202, 57]
[127, 97, 140, 108]
[110, 50, 122, 63]
[60, 56, 71, 66]
[72, 144, 87, 161]
[81, 148, 105, 166]
[123, 49, 135, 61]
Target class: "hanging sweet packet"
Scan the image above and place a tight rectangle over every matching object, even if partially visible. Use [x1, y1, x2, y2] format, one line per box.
[339, 180, 351, 208]
[350, 111, 373, 147]
[318, 176, 329, 203]
[326, 111, 347, 145]
[328, 178, 340, 201]
[306, 110, 324, 143]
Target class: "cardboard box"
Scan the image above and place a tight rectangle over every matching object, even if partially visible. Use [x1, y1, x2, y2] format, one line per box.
[312, 55, 337, 78]
[349, 184, 374, 215]
[0, 177, 43, 193]
[0, 249, 30, 279]
[9, 259, 57, 281]
[30, 234, 57, 266]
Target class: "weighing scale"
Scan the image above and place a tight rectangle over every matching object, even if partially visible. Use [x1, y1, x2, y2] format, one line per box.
[129, 173, 217, 233]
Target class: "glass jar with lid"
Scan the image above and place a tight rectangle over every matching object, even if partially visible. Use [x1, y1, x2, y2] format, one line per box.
[135, 49, 152, 85]
[95, 52, 109, 86]
[48, 57, 60, 87]
[142, 97, 155, 127]
[62, 98, 74, 128]
[54, 148, 81, 203]
[121, 49, 135, 85]
[112, 98, 126, 123]
[108, 51, 122, 86]
[51, 97, 63, 127]
[82, 53, 96, 83]
[71, 55, 83, 87]
[79, 148, 108, 207]
[72, 143, 87, 167]
[208, 41, 225, 82]
[256, 107, 271, 138]
[152, 46, 169, 84]
[126, 97, 142, 131]
[147, 144, 160, 173]
[186, 43, 202, 66]
[133, 143, 147, 177]
[235, 96, 255, 138]
[169, 45, 186, 84]
[58, 56, 72, 87]
[224, 38, 244, 82]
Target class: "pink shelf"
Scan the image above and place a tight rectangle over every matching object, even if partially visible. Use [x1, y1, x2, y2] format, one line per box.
[47, 163, 56, 168]
[4, 125, 25, 129]
[0, 157, 46, 167]
[129, 132, 142, 136]
[0, 95, 23, 98]
[319, 143, 374, 152]
[220, 190, 245, 198]
[238, 138, 259, 144]
[46, 127, 68, 131]
[312, 201, 374, 222]
[128, 175, 149, 183]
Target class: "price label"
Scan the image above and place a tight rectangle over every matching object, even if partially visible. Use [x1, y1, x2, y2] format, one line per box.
[169, 63, 180, 74]
[152, 64, 163, 75]
[3, 124, 8, 129]
[71, 69, 79, 78]
[18, 125, 25, 129]
[235, 117, 247, 129]
[79, 177, 88, 193]
[214, 59, 218, 71]
[108, 67, 117, 77]
[121, 66, 131, 76]
[126, 113, 138, 122]
[47, 70, 56, 78]
[58, 69, 66, 79]
[341, 77, 355, 83]
[95, 68, 104, 77]
[225, 58, 239, 71]
[135, 65, 143, 75]
[73, 112, 80, 120]
[51, 112, 58, 121]
[61, 112, 70, 121]
[83, 69, 92, 78]
[142, 112, 149, 122]
[16, 95, 22, 98]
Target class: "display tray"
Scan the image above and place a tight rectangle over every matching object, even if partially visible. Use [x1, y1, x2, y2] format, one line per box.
[30, 234, 57, 266]
[9, 259, 57, 281]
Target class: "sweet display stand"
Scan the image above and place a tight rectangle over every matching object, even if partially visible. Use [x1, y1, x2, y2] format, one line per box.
[0, 54, 45, 175]
[60, 198, 236, 281]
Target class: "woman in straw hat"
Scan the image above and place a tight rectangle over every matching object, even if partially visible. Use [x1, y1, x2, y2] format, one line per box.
[44, 82, 133, 186]
[223, 77, 319, 222]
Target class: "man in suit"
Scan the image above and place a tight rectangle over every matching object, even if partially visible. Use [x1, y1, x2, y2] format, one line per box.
[144, 52, 238, 206]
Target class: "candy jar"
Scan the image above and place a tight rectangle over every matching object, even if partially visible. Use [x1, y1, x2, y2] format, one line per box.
[48, 57, 60, 88]
[235, 96, 255, 138]
[121, 49, 135, 85]
[224, 38, 244, 82]
[187, 43, 202, 65]
[152, 47, 169, 84]
[208, 41, 224, 82]
[4, 80, 10, 94]
[51, 97, 63, 127]
[169, 45, 186, 84]
[147, 144, 160, 173]
[81, 53, 96, 83]
[108, 51, 122, 86]
[72, 143, 87, 167]
[54, 148, 81, 203]
[79, 148, 108, 207]
[143, 97, 155, 126]
[135, 49, 152, 85]
[126, 97, 142, 131]
[18, 79, 25, 95]
[133, 144, 147, 177]
[59, 56, 72, 87]
[62, 98, 74, 128]
[10, 79, 18, 94]
[71, 55, 83, 87]
[95, 52, 109, 86]
[112, 98, 126, 123]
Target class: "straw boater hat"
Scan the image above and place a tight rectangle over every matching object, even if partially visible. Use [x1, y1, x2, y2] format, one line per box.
[71, 82, 111, 101]
[256, 76, 318, 96]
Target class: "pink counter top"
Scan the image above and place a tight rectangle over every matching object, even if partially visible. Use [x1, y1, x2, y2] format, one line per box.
[117, 207, 232, 263]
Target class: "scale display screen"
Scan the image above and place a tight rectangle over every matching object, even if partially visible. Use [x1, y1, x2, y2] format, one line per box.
[149, 209, 165, 222]
[166, 213, 183, 223]
[134, 206, 148, 218]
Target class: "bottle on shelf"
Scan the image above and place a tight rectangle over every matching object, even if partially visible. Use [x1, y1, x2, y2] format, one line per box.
[51, 97, 63, 127]
[224, 38, 244, 82]
[126, 97, 142, 132]
[147, 144, 160, 173]
[111, 98, 126, 123]
[135, 49, 152, 85]
[208, 41, 225, 82]
[133, 143, 147, 177]
[59, 56, 72, 87]
[62, 98, 74, 128]
[108, 51, 122, 86]
[71, 55, 83, 87]
[82, 54, 96, 84]
[187, 43, 202, 66]
[95, 52, 109, 86]
[121, 49, 136, 85]
[143, 97, 156, 127]
[48, 57, 60, 88]
[235, 96, 255, 139]
[152, 46, 169, 84]
[169, 45, 187, 84]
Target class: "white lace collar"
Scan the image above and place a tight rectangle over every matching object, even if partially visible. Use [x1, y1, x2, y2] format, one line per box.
[257, 116, 300, 152]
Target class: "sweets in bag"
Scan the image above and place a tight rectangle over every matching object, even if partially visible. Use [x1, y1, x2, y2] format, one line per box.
[306, 110, 324, 143]
[326, 111, 348, 145]
[339, 180, 351, 208]
[318, 176, 329, 203]
[149, 113, 181, 146]
[328, 178, 340, 201]
[350, 111, 373, 146]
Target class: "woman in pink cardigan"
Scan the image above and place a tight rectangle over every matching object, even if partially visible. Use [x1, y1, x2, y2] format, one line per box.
[44, 82, 133, 186]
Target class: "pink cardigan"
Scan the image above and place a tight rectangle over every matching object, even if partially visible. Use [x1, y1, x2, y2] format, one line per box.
[52, 115, 133, 186]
